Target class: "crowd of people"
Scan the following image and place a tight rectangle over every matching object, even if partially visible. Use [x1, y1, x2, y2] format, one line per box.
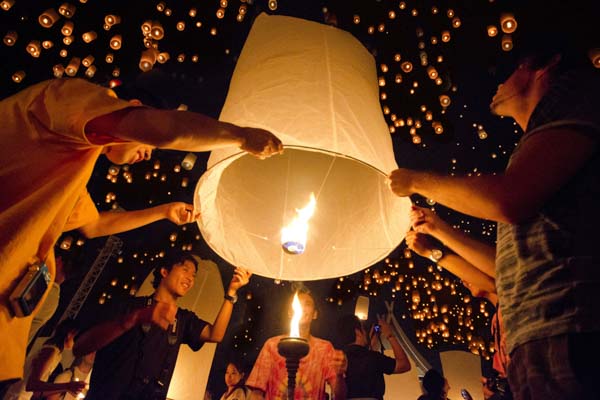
[1, 4, 599, 398]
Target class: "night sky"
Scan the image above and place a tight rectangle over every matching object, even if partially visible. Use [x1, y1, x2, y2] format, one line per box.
[2, 0, 598, 397]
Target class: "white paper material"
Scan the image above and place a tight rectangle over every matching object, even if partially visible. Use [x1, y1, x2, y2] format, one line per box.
[196, 13, 411, 280]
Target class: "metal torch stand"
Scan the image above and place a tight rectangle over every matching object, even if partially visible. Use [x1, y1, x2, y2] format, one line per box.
[277, 337, 310, 400]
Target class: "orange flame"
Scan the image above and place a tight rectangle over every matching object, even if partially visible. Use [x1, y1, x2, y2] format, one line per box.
[290, 292, 302, 337]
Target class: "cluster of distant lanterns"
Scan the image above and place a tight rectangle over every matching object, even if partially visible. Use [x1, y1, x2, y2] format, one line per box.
[327, 247, 494, 357]
[2, 0, 261, 83]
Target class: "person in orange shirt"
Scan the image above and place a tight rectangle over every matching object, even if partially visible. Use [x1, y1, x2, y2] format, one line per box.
[246, 290, 347, 400]
[0, 77, 282, 389]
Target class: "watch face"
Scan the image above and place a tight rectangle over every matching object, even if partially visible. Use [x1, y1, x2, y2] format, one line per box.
[431, 249, 443, 262]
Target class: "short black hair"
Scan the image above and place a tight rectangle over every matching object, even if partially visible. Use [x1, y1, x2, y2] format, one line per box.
[422, 369, 445, 397]
[337, 314, 363, 346]
[45, 318, 79, 351]
[512, 0, 598, 74]
[151, 250, 199, 289]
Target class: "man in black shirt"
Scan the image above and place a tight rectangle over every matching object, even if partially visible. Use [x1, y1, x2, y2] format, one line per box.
[339, 314, 411, 400]
[74, 251, 250, 399]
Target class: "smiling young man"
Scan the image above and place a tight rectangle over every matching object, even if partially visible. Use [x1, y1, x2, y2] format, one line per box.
[0, 77, 282, 388]
[73, 251, 251, 400]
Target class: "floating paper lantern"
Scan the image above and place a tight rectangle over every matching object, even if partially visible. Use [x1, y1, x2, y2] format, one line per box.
[181, 153, 197, 170]
[81, 55, 94, 67]
[501, 34, 513, 51]
[61, 21, 74, 36]
[500, 13, 517, 34]
[39, 8, 59, 28]
[65, 57, 80, 76]
[109, 34, 122, 50]
[139, 48, 157, 72]
[3, 30, 17, 46]
[12, 70, 25, 83]
[195, 14, 410, 281]
[355, 295, 370, 320]
[58, 2, 76, 18]
[26, 40, 41, 57]
[0, 0, 15, 11]
[82, 31, 97, 43]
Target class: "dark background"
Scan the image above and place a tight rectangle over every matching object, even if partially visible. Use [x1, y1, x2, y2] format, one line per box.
[2, 0, 598, 397]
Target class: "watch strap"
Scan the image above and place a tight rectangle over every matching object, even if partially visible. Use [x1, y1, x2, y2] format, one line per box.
[224, 293, 238, 304]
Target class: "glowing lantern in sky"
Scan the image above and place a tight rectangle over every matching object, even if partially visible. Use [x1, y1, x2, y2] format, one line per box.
[195, 13, 411, 281]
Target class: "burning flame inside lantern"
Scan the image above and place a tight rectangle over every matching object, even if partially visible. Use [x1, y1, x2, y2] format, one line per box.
[289, 292, 302, 337]
[281, 193, 317, 255]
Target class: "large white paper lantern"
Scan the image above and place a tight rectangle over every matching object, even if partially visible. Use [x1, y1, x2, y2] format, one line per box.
[195, 13, 411, 281]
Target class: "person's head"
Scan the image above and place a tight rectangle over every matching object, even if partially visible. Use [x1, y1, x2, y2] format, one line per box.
[46, 318, 79, 351]
[422, 369, 450, 400]
[104, 142, 154, 165]
[103, 79, 170, 165]
[152, 251, 199, 297]
[224, 360, 246, 389]
[338, 314, 368, 347]
[490, 2, 595, 121]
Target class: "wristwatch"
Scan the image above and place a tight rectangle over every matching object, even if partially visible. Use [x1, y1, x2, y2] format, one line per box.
[224, 293, 238, 304]
[429, 248, 444, 263]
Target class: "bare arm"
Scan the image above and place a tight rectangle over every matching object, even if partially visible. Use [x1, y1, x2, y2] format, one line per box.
[406, 231, 496, 294]
[46, 371, 83, 400]
[26, 347, 86, 396]
[79, 202, 199, 238]
[410, 206, 496, 278]
[390, 128, 596, 223]
[73, 301, 176, 357]
[378, 318, 411, 373]
[86, 107, 283, 157]
[199, 267, 251, 342]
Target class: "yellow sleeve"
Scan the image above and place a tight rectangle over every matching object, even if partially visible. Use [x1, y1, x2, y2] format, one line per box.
[63, 190, 99, 231]
[29, 78, 134, 146]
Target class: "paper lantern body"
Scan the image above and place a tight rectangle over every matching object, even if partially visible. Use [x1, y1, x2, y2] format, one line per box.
[196, 13, 410, 280]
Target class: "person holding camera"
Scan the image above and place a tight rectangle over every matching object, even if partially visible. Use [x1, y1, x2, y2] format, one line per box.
[72, 251, 251, 400]
[338, 314, 411, 400]
[0, 77, 282, 391]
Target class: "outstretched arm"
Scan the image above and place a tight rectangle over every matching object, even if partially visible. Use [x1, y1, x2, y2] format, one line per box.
[389, 128, 596, 223]
[78, 202, 199, 238]
[86, 107, 283, 158]
[406, 230, 496, 294]
[74, 301, 176, 357]
[378, 317, 411, 374]
[26, 347, 86, 397]
[199, 267, 251, 343]
[409, 206, 496, 278]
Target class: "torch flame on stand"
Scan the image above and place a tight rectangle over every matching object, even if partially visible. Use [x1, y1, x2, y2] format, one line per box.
[281, 193, 317, 255]
[289, 292, 302, 338]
